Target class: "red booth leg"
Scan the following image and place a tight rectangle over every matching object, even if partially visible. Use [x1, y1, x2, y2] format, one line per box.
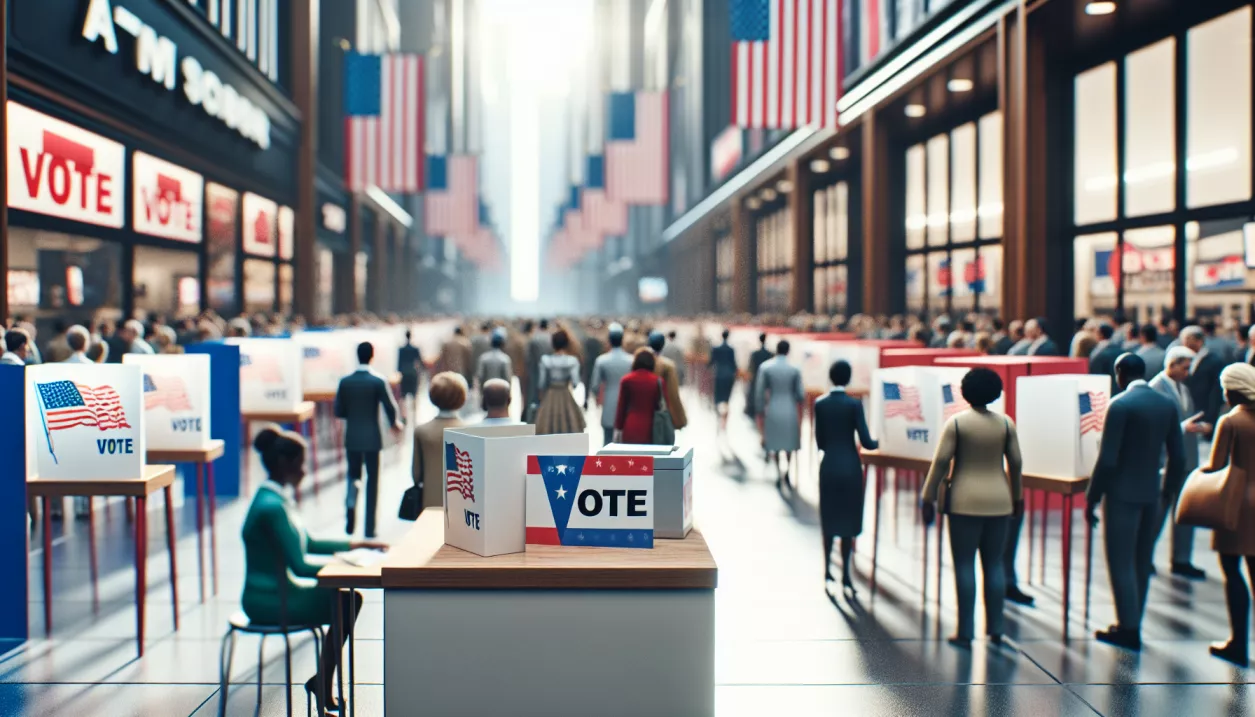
[42, 497, 52, 637]
[135, 495, 148, 658]
[195, 463, 206, 603]
[1062, 494, 1074, 640]
[164, 486, 179, 632]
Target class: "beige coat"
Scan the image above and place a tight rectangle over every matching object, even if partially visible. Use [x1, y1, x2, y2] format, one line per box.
[1204, 405, 1255, 555]
[412, 416, 465, 510]
[654, 355, 688, 430]
[922, 409, 1023, 517]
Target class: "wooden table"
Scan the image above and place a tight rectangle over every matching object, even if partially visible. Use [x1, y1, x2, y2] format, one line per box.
[147, 441, 225, 602]
[28, 464, 179, 657]
[378, 509, 718, 716]
[242, 401, 319, 495]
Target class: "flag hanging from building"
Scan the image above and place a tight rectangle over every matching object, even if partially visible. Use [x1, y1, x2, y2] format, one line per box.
[424, 154, 478, 238]
[731, 0, 840, 129]
[343, 52, 425, 193]
[581, 155, 628, 239]
[606, 91, 669, 206]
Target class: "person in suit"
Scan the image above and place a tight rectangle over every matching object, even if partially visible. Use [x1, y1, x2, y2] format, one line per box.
[921, 368, 1023, 648]
[814, 360, 879, 595]
[745, 334, 773, 419]
[649, 331, 688, 431]
[43, 322, 71, 364]
[1, 329, 30, 366]
[479, 379, 517, 426]
[1087, 353, 1185, 651]
[1205, 363, 1255, 667]
[475, 329, 513, 390]
[755, 340, 805, 489]
[1245, 325, 1255, 365]
[994, 320, 1022, 355]
[614, 349, 665, 444]
[1089, 324, 1123, 391]
[709, 329, 739, 435]
[241, 426, 385, 713]
[1149, 346, 1208, 579]
[470, 321, 493, 379]
[590, 324, 634, 446]
[1181, 326, 1227, 432]
[334, 342, 401, 538]
[412, 373, 468, 512]
[62, 326, 94, 364]
[662, 330, 687, 385]
[1025, 318, 1060, 356]
[581, 322, 606, 408]
[1135, 324, 1166, 381]
[440, 327, 474, 388]
[397, 330, 423, 418]
[525, 319, 553, 412]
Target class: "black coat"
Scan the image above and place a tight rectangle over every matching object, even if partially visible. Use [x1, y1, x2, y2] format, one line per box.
[1188, 349, 1227, 427]
[1088, 340, 1123, 391]
[814, 390, 878, 537]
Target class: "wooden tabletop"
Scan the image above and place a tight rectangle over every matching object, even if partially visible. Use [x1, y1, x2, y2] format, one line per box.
[858, 450, 932, 472]
[242, 400, 317, 424]
[316, 508, 443, 590]
[303, 391, 337, 404]
[379, 510, 718, 590]
[1024, 473, 1090, 495]
[28, 464, 177, 498]
[146, 439, 226, 464]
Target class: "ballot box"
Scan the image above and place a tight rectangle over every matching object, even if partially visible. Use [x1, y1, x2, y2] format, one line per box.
[1015, 374, 1111, 478]
[598, 443, 693, 538]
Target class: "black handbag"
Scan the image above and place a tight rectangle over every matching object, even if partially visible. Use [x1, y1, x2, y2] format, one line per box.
[938, 420, 958, 514]
[653, 378, 677, 445]
[398, 486, 421, 521]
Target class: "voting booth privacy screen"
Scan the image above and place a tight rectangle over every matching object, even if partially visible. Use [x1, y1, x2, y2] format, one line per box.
[26, 364, 146, 479]
[526, 454, 656, 549]
[297, 330, 358, 395]
[230, 338, 302, 412]
[123, 353, 212, 450]
[443, 425, 589, 557]
[871, 366, 1005, 460]
[792, 340, 833, 393]
[829, 343, 882, 394]
[1016, 374, 1110, 478]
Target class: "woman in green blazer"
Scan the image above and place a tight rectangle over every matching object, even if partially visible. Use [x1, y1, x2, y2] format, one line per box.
[241, 426, 386, 712]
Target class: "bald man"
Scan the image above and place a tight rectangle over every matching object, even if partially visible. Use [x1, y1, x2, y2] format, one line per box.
[479, 379, 517, 425]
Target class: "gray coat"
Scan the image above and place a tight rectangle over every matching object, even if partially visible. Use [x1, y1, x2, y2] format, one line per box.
[754, 356, 804, 452]
[525, 332, 552, 403]
[1087, 382, 1185, 505]
[1135, 344, 1166, 381]
[475, 349, 513, 387]
[1148, 372, 1201, 477]
[334, 368, 400, 452]
[590, 348, 633, 429]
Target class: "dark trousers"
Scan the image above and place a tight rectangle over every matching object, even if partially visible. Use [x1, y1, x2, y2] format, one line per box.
[1103, 499, 1162, 633]
[948, 514, 1010, 640]
[1002, 510, 1025, 589]
[603, 426, 615, 447]
[346, 450, 381, 537]
[1220, 554, 1255, 650]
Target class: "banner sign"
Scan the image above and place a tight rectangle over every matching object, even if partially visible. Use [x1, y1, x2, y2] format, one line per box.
[526, 455, 655, 549]
[132, 151, 204, 242]
[26, 363, 145, 479]
[242, 191, 278, 257]
[123, 353, 212, 450]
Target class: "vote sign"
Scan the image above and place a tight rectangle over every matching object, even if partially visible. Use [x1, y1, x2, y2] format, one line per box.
[25, 363, 145, 479]
[526, 455, 655, 549]
[132, 151, 203, 243]
[229, 338, 301, 412]
[122, 353, 211, 450]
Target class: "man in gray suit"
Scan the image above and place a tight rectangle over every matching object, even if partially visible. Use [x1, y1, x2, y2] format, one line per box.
[475, 328, 513, 390]
[61, 326, 95, 364]
[1135, 324, 1166, 381]
[525, 319, 553, 411]
[589, 324, 633, 447]
[334, 341, 402, 538]
[1149, 346, 1208, 579]
[1087, 353, 1185, 651]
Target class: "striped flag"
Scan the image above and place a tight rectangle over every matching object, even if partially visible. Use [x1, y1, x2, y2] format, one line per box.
[730, 0, 840, 129]
[1079, 391, 1108, 435]
[941, 383, 968, 422]
[882, 382, 923, 421]
[240, 353, 283, 384]
[143, 373, 193, 412]
[343, 52, 424, 193]
[606, 91, 668, 206]
[36, 381, 131, 432]
[424, 155, 478, 239]
[581, 155, 628, 239]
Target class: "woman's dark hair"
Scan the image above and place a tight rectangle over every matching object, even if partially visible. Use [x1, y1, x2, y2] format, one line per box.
[960, 368, 1003, 408]
[829, 359, 852, 387]
[253, 426, 306, 479]
[632, 347, 657, 372]
[551, 329, 571, 352]
[776, 339, 791, 356]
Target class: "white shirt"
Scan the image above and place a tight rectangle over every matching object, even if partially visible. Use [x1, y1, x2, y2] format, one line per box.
[0, 352, 25, 366]
[1125, 379, 1149, 391]
[479, 416, 519, 426]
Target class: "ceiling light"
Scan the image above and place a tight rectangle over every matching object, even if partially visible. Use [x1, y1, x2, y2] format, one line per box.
[746, 197, 762, 210]
[1084, 1, 1116, 15]
[776, 179, 794, 194]
[810, 159, 831, 173]
[904, 104, 926, 118]
[947, 78, 973, 92]
[830, 146, 850, 161]
[760, 188, 778, 201]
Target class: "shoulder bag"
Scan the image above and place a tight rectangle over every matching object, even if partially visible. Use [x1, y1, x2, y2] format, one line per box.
[398, 486, 421, 521]
[1176, 422, 1247, 531]
[652, 377, 677, 445]
[937, 419, 959, 514]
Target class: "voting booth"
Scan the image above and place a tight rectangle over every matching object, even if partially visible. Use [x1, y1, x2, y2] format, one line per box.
[526, 454, 656, 549]
[1015, 374, 1110, 478]
[230, 338, 302, 412]
[935, 356, 1088, 419]
[880, 347, 979, 368]
[443, 425, 588, 557]
[792, 339, 835, 393]
[25, 364, 146, 480]
[828, 343, 883, 394]
[870, 365, 1005, 461]
[297, 330, 357, 395]
[598, 444, 693, 539]
[123, 354, 212, 450]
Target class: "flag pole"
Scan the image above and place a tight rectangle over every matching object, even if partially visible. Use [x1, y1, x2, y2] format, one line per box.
[34, 384, 57, 465]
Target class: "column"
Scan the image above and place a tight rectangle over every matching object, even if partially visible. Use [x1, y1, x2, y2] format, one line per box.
[788, 159, 813, 314]
[862, 110, 892, 314]
[335, 197, 361, 314]
[731, 202, 751, 313]
[368, 214, 387, 313]
[291, 0, 319, 318]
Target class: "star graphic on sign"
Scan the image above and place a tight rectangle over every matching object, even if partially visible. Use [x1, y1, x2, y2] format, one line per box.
[556, 465, 568, 475]
[610, 465, 617, 472]
[641, 464, 649, 472]
[628, 459, 635, 467]
[555, 485, 567, 499]
[547, 466, 554, 473]
[596, 459, 603, 468]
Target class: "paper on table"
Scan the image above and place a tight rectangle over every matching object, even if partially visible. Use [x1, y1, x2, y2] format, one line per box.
[334, 548, 386, 568]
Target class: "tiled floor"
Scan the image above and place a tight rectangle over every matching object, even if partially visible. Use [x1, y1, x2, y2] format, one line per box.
[7, 386, 1252, 715]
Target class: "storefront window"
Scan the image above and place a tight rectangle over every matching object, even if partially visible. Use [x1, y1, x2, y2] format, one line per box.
[206, 183, 239, 315]
[243, 258, 276, 313]
[1186, 218, 1253, 323]
[715, 233, 733, 313]
[1125, 39, 1176, 217]
[976, 244, 1002, 316]
[906, 254, 926, 313]
[7, 228, 123, 334]
[977, 112, 1003, 239]
[755, 205, 792, 314]
[926, 134, 949, 247]
[1122, 225, 1175, 325]
[951, 123, 977, 244]
[1073, 232, 1119, 320]
[133, 245, 199, 320]
[1074, 62, 1118, 225]
[812, 178, 851, 316]
[317, 248, 334, 319]
[1186, 7, 1252, 209]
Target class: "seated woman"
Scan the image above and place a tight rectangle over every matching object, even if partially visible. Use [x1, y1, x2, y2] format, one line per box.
[241, 426, 387, 713]
[614, 348, 664, 444]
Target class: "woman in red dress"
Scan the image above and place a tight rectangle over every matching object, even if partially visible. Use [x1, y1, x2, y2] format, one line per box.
[614, 349, 665, 444]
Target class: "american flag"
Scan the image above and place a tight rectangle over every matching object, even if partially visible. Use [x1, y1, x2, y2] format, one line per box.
[143, 373, 192, 412]
[1079, 391, 1108, 435]
[303, 346, 346, 374]
[730, 0, 840, 129]
[606, 91, 668, 206]
[36, 381, 131, 431]
[942, 384, 969, 422]
[883, 382, 923, 421]
[343, 52, 424, 193]
[445, 442, 475, 502]
[581, 156, 627, 238]
[240, 353, 283, 384]
[424, 155, 478, 239]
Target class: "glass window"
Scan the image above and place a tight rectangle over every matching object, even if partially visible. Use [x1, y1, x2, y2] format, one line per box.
[832, 265, 848, 315]
[833, 182, 849, 260]
[926, 134, 950, 246]
[814, 268, 827, 314]
[244, 258, 275, 313]
[317, 248, 334, 320]
[1124, 39, 1176, 217]
[1074, 232, 1119, 320]
[1186, 218, 1252, 321]
[976, 244, 1002, 317]
[813, 189, 828, 264]
[1122, 225, 1175, 325]
[133, 246, 199, 320]
[905, 144, 926, 249]
[7, 228, 123, 333]
[278, 263, 294, 314]
[206, 183, 239, 315]
[951, 247, 977, 313]
[906, 254, 926, 313]
[1187, 7, 1253, 208]
[978, 111, 1004, 239]
[1074, 62, 1118, 225]
[951, 123, 977, 243]
[927, 251, 949, 313]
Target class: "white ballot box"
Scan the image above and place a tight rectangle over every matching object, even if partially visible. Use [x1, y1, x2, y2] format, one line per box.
[26, 364, 146, 479]
[526, 453, 656, 549]
[230, 338, 302, 412]
[598, 444, 693, 538]
[871, 366, 1005, 461]
[123, 353, 212, 450]
[1015, 374, 1110, 478]
[443, 425, 588, 557]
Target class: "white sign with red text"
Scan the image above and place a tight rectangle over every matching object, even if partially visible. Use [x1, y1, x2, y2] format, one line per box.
[242, 192, 278, 257]
[8, 102, 124, 228]
[132, 152, 204, 242]
[279, 205, 294, 260]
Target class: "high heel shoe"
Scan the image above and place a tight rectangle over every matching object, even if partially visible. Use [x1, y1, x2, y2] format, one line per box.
[1209, 641, 1249, 667]
[305, 676, 341, 714]
[842, 575, 857, 596]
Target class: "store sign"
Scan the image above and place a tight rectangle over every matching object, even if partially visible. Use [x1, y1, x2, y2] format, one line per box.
[1193, 256, 1247, 291]
[132, 151, 203, 242]
[7, 101, 125, 227]
[80, 0, 271, 149]
[278, 206, 294, 260]
[241, 192, 277, 257]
